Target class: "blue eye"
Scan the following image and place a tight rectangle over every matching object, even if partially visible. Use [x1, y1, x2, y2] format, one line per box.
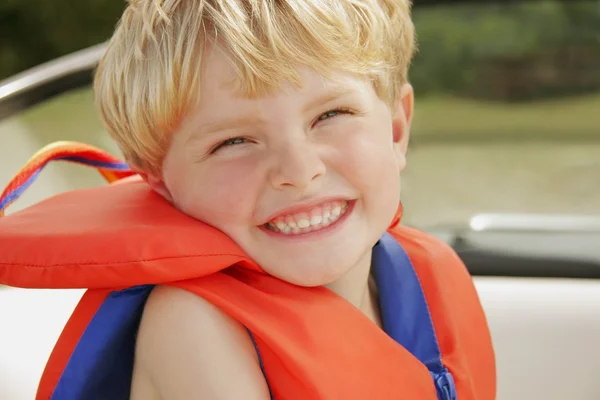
[211, 137, 248, 153]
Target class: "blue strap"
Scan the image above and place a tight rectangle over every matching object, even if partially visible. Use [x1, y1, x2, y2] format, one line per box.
[373, 233, 457, 400]
[51, 285, 154, 400]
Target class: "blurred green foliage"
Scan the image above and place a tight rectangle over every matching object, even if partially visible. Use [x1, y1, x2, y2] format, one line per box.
[410, 0, 600, 100]
[1, 0, 599, 101]
[0, 0, 125, 79]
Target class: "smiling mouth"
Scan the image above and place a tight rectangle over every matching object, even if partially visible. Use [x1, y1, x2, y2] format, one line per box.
[264, 200, 351, 235]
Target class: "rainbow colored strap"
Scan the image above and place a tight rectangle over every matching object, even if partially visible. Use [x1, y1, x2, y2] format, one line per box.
[0, 141, 134, 216]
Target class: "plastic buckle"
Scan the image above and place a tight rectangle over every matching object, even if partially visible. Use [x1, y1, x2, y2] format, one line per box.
[432, 370, 457, 400]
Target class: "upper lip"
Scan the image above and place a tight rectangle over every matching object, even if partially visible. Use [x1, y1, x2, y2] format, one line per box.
[262, 197, 353, 224]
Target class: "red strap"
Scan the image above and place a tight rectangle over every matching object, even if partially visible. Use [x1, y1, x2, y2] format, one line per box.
[36, 289, 112, 400]
[0, 141, 133, 216]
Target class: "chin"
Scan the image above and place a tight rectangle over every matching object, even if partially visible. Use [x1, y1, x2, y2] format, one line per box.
[262, 258, 355, 288]
[283, 274, 342, 288]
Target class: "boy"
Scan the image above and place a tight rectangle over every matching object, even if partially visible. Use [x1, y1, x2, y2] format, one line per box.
[0, 0, 495, 399]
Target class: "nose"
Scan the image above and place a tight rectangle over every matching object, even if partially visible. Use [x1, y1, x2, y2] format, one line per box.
[268, 139, 326, 191]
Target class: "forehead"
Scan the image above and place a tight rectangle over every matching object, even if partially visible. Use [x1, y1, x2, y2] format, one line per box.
[198, 43, 368, 105]
[172, 43, 377, 140]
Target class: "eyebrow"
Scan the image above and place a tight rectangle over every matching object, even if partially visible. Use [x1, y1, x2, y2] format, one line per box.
[302, 87, 356, 114]
[186, 86, 357, 141]
[195, 114, 267, 136]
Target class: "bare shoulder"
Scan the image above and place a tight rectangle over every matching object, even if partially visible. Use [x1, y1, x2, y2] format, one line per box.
[130, 284, 271, 400]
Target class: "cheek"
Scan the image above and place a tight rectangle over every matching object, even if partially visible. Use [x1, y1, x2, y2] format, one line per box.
[334, 122, 399, 192]
[172, 159, 261, 227]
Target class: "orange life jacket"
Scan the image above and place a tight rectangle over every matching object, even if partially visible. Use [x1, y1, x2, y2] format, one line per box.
[0, 143, 496, 399]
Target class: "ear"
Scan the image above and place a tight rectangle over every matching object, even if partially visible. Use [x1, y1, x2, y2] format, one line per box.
[136, 169, 174, 203]
[391, 83, 414, 172]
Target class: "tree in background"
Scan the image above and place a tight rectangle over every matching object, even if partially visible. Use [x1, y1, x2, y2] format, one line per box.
[410, 0, 600, 100]
[1, 0, 599, 101]
[0, 0, 124, 80]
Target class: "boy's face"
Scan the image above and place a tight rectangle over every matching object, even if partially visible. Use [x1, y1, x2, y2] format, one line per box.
[150, 45, 413, 287]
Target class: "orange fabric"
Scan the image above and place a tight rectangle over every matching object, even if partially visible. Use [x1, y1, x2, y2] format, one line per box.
[171, 271, 438, 398]
[0, 179, 495, 399]
[0, 178, 258, 289]
[387, 225, 497, 400]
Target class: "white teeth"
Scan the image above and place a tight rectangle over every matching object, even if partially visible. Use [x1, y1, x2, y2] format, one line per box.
[332, 205, 342, 217]
[297, 219, 310, 228]
[266, 200, 350, 235]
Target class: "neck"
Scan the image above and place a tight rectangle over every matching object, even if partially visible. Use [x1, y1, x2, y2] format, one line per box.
[324, 249, 381, 326]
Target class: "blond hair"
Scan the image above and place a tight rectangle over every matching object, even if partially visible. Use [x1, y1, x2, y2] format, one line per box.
[95, 0, 415, 174]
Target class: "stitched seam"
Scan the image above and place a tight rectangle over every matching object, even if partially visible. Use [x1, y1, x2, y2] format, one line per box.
[0, 253, 252, 268]
[247, 328, 274, 400]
